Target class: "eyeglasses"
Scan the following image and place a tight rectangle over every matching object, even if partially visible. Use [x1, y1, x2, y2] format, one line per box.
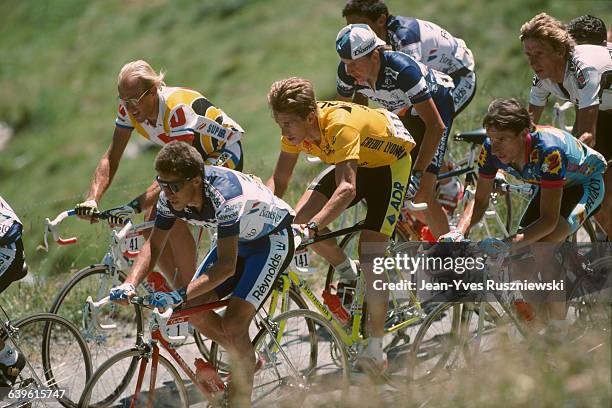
[156, 176, 193, 193]
[118, 88, 152, 108]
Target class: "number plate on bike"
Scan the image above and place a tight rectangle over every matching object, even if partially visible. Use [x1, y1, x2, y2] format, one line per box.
[120, 231, 146, 256]
[292, 248, 311, 274]
[166, 315, 190, 340]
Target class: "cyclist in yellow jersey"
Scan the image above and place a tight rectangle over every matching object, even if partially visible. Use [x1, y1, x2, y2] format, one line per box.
[74, 60, 245, 288]
[266, 77, 415, 372]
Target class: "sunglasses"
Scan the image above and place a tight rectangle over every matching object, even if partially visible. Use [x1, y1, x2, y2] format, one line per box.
[118, 87, 152, 108]
[156, 176, 193, 193]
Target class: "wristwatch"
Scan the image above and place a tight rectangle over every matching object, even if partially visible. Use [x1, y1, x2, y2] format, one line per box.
[306, 221, 319, 236]
[412, 170, 423, 180]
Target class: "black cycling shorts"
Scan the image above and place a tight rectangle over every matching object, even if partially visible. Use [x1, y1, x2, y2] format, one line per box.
[307, 155, 412, 237]
[0, 239, 26, 294]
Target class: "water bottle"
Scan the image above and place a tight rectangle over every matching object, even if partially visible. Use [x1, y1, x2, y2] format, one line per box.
[509, 286, 535, 321]
[144, 271, 171, 293]
[194, 358, 225, 395]
[322, 289, 350, 325]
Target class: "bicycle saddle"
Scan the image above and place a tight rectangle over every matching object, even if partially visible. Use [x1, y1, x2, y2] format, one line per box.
[454, 128, 487, 144]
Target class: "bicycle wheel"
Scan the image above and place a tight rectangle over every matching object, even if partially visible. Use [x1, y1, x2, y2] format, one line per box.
[208, 285, 311, 371]
[78, 348, 188, 408]
[404, 301, 502, 384]
[2, 313, 93, 407]
[251, 309, 349, 407]
[48, 265, 144, 394]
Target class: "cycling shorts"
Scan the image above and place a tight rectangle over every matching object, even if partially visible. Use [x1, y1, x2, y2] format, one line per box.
[307, 154, 412, 237]
[519, 177, 605, 235]
[450, 69, 477, 116]
[0, 239, 26, 294]
[193, 226, 294, 309]
[400, 88, 455, 175]
[200, 141, 244, 171]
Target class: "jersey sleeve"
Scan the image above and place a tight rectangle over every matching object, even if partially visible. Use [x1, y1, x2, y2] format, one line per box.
[393, 55, 432, 104]
[154, 193, 177, 230]
[477, 139, 498, 179]
[166, 104, 197, 143]
[190, 97, 244, 146]
[115, 103, 135, 129]
[529, 75, 551, 107]
[336, 62, 356, 97]
[215, 198, 243, 238]
[575, 66, 601, 109]
[280, 136, 301, 154]
[539, 147, 566, 188]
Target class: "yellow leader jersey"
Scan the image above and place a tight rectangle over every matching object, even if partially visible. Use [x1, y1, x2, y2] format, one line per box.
[280, 101, 415, 168]
[115, 86, 243, 159]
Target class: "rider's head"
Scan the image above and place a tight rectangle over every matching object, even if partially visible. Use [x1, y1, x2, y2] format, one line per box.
[268, 77, 318, 145]
[520, 13, 575, 81]
[482, 99, 533, 164]
[342, 0, 389, 39]
[117, 60, 165, 123]
[154, 141, 203, 210]
[567, 15, 607, 46]
[336, 24, 386, 84]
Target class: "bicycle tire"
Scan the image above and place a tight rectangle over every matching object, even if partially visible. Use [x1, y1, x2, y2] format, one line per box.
[405, 301, 502, 384]
[207, 285, 311, 371]
[48, 265, 144, 403]
[4, 313, 93, 407]
[78, 348, 189, 408]
[250, 309, 350, 407]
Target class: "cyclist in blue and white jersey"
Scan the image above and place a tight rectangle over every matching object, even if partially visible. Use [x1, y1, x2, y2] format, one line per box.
[341, 0, 476, 112]
[335, 24, 466, 238]
[521, 13, 612, 241]
[453, 99, 606, 332]
[109, 141, 295, 406]
[0, 195, 27, 394]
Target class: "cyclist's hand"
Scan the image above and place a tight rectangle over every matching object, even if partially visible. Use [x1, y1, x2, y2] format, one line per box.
[579, 132, 594, 147]
[147, 289, 186, 309]
[110, 283, 136, 305]
[439, 230, 465, 243]
[405, 173, 422, 202]
[75, 199, 99, 222]
[107, 204, 137, 225]
[478, 237, 509, 257]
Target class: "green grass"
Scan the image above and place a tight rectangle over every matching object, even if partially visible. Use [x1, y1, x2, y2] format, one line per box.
[0, 0, 610, 297]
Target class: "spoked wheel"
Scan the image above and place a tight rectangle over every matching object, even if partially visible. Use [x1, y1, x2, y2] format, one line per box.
[2, 313, 93, 407]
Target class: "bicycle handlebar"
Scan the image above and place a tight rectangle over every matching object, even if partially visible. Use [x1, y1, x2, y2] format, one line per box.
[85, 296, 117, 330]
[44, 210, 78, 250]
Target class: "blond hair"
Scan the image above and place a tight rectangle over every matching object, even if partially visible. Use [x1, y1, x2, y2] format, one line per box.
[520, 13, 575, 58]
[117, 60, 166, 90]
[267, 77, 317, 118]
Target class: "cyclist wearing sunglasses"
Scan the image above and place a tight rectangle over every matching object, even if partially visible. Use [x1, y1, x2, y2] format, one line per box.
[110, 141, 295, 406]
[74, 60, 245, 289]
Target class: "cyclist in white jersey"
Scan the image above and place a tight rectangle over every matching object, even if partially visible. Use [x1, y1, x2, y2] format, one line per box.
[110, 141, 295, 406]
[74, 60, 245, 290]
[0, 195, 27, 393]
[521, 13, 612, 240]
[341, 0, 476, 113]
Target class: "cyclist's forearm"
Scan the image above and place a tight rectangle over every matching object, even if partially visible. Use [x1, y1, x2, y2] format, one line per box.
[462, 200, 488, 237]
[266, 177, 288, 198]
[87, 155, 119, 202]
[413, 126, 444, 172]
[508, 216, 558, 250]
[186, 263, 234, 299]
[310, 182, 355, 229]
[132, 182, 161, 213]
[126, 232, 166, 287]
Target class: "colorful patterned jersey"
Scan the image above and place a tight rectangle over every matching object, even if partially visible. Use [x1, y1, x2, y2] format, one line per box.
[280, 101, 415, 168]
[155, 166, 294, 242]
[115, 86, 244, 157]
[386, 16, 475, 75]
[478, 126, 607, 189]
